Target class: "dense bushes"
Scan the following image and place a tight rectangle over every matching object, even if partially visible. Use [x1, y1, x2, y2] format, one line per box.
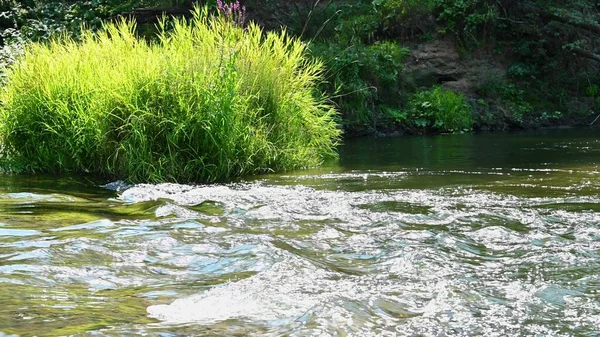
[0, 0, 159, 41]
[405, 86, 472, 133]
[282, 0, 416, 135]
[311, 40, 409, 135]
[0, 8, 340, 182]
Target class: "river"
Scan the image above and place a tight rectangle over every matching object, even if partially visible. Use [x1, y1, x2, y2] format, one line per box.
[0, 129, 599, 336]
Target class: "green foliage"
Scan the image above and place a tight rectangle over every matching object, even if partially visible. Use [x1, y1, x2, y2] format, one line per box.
[311, 40, 409, 134]
[369, 0, 436, 41]
[477, 77, 533, 123]
[432, 0, 498, 46]
[585, 83, 600, 110]
[272, 0, 435, 44]
[373, 0, 434, 14]
[333, 10, 379, 43]
[0, 0, 155, 42]
[538, 110, 563, 121]
[585, 84, 599, 98]
[405, 86, 472, 133]
[0, 8, 340, 183]
[507, 63, 535, 79]
[252, 1, 424, 135]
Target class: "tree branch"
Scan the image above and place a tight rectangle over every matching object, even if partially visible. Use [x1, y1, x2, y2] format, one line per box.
[533, 7, 600, 35]
[570, 46, 600, 63]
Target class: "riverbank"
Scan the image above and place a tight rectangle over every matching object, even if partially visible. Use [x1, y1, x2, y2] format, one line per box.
[243, 0, 600, 137]
[0, 0, 598, 139]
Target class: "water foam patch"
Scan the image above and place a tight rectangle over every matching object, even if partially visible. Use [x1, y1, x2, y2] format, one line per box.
[147, 260, 326, 324]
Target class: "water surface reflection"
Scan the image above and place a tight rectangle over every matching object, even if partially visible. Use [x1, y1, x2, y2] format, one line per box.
[0, 129, 599, 336]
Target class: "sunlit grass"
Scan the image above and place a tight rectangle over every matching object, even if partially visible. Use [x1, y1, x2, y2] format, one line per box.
[0, 7, 340, 183]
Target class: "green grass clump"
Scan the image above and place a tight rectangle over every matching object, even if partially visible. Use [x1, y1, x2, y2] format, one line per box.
[0, 7, 340, 183]
[405, 86, 472, 134]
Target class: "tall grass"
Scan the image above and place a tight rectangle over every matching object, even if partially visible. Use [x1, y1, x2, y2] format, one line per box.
[0, 7, 340, 183]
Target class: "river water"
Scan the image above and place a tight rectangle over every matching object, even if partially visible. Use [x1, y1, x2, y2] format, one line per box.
[0, 129, 599, 336]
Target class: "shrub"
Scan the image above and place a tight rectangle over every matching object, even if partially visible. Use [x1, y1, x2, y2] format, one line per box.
[0, 7, 340, 183]
[405, 86, 472, 133]
[311, 40, 409, 135]
[432, 0, 499, 46]
[374, 0, 436, 40]
[476, 77, 533, 124]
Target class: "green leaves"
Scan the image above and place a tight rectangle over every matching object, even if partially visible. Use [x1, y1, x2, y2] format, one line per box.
[432, 0, 498, 46]
[406, 86, 473, 133]
[0, 0, 157, 44]
[311, 40, 408, 134]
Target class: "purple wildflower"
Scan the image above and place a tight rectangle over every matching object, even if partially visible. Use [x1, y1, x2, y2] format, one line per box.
[216, 0, 246, 27]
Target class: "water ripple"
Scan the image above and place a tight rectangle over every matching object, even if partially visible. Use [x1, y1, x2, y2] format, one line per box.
[1, 131, 600, 336]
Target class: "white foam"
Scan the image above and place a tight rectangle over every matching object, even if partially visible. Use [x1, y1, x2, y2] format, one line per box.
[147, 261, 326, 323]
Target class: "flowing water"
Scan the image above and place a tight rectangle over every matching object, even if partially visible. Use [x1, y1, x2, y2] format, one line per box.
[1, 129, 599, 336]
